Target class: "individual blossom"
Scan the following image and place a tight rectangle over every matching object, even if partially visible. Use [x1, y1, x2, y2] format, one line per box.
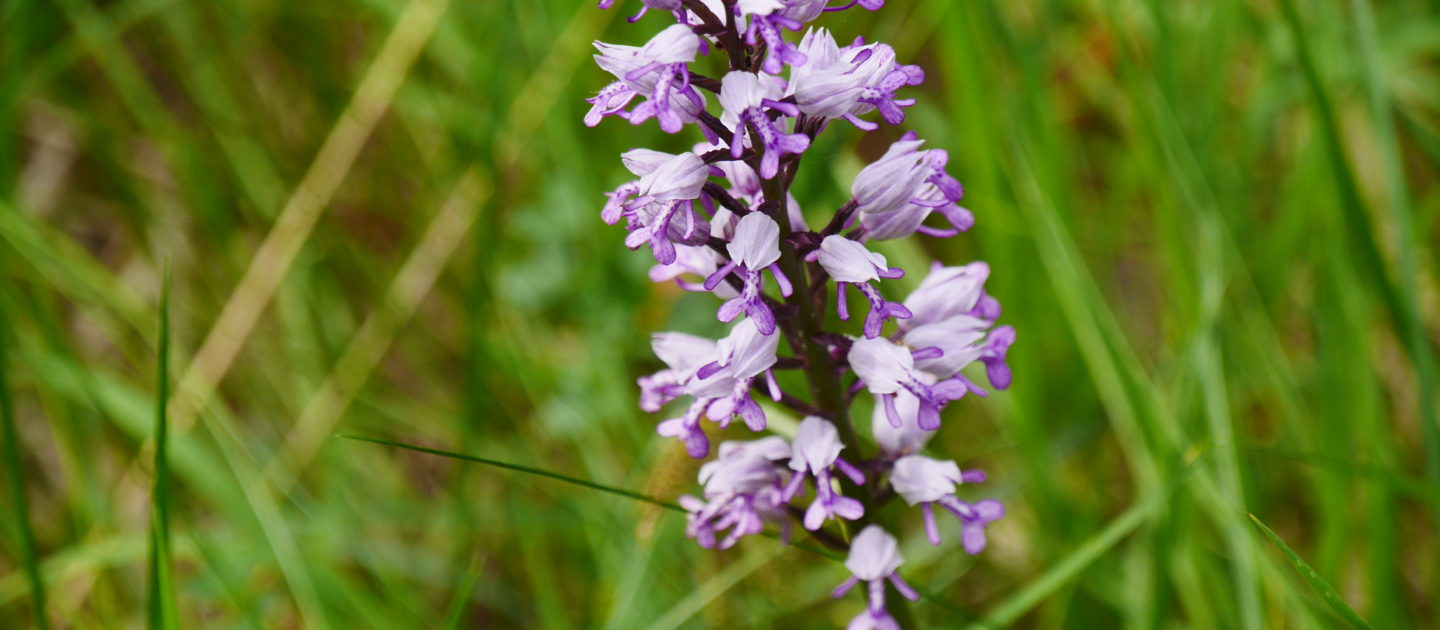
[604, 151, 712, 264]
[850, 133, 966, 236]
[849, 337, 968, 431]
[589, 24, 709, 135]
[890, 455, 1002, 552]
[706, 212, 794, 335]
[816, 235, 910, 338]
[719, 71, 811, 179]
[831, 525, 918, 630]
[789, 30, 924, 130]
[680, 436, 794, 548]
[899, 261, 991, 328]
[899, 262, 1016, 390]
[783, 417, 866, 530]
[656, 318, 780, 457]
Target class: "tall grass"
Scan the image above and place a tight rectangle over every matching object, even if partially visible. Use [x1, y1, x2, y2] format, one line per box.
[1, 0, 1436, 627]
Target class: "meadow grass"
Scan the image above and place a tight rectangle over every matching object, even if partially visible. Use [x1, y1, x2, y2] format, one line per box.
[1, 0, 1438, 627]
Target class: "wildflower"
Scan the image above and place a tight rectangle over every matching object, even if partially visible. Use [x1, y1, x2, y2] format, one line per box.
[859, 186, 974, 241]
[899, 262, 1016, 390]
[899, 261, 991, 328]
[656, 318, 780, 457]
[851, 133, 964, 222]
[649, 245, 737, 298]
[790, 30, 923, 129]
[890, 455, 1003, 552]
[737, 1, 809, 74]
[604, 151, 712, 264]
[588, 1, 1014, 622]
[783, 417, 866, 529]
[681, 436, 793, 548]
[589, 25, 708, 135]
[849, 337, 969, 431]
[817, 235, 910, 338]
[707, 212, 794, 335]
[719, 71, 811, 179]
[832, 525, 918, 630]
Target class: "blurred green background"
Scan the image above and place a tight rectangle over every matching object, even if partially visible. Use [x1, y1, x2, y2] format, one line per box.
[3, 0, 1439, 627]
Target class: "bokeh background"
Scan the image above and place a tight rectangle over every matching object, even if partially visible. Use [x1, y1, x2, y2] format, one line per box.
[3, 0, 1439, 627]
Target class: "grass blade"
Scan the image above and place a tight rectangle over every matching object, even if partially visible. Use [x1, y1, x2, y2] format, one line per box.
[1248, 513, 1371, 630]
[640, 545, 784, 630]
[0, 251, 49, 630]
[439, 554, 485, 630]
[966, 490, 1165, 629]
[147, 263, 177, 630]
[338, 434, 686, 511]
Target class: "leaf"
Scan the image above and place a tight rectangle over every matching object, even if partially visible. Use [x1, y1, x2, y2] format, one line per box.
[1248, 513, 1372, 630]
[338, 434, 685, 511]
[147, 263, 178, 630]
[0, 241, 50, 629]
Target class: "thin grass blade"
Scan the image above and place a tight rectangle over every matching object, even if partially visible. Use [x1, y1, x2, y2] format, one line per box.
[966, 489, 1167, 629]
[339, 434, 685, 511]
[0, 248, 49, 630]
[439, 554, 484, 630]
[1248, 513, 1372, 630]
[147, 263, 178, 630]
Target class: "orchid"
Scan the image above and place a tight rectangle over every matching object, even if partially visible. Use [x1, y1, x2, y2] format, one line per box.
[587, 2, 1014, 625]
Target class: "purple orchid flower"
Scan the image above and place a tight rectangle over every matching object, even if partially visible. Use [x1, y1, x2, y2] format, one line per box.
[890, 455, 1003, 552]
[719, 71, 811, 179]
[871, 389, 934, 458]
[832, 525, 919, 630]
[849, 337, 969, 431]
[790, 30, 923, 130]
[850, 133, 965, 226]
[589, 25, 710, 137]
[816, 235, 911, 338]
[604, 151, 712, 265]
[898, 261, 1016, 390]
[638, 331, 717, 413]
[783, 417, 866, 529]
[681, 436, 793, 548]
[707, 212, 794, 335]
[737, 1, 809, 74]
[656, 318, 780, 457]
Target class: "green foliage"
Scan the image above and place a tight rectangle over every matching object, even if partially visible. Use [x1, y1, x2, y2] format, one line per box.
[1, 0, 1437, 627]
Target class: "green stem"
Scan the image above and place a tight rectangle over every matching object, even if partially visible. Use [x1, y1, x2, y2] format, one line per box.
[760, 132, 917, 630]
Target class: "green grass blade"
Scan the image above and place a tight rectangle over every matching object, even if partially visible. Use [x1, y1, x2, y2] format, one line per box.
[1346, 0, 1440, 621]
[439, 554, 484, 630]
[0, 249, 50, 630]
[147, 263, 177, 630]
[966, 490, 1166, 629]
[640, 544, 783, 630]
[1248, 514, 1372, 630]
[339, 434, 685, 511]
[338, 434, 853, 559]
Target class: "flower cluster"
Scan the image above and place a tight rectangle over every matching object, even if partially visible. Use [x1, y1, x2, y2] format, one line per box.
[587, 1, 1013, 626]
